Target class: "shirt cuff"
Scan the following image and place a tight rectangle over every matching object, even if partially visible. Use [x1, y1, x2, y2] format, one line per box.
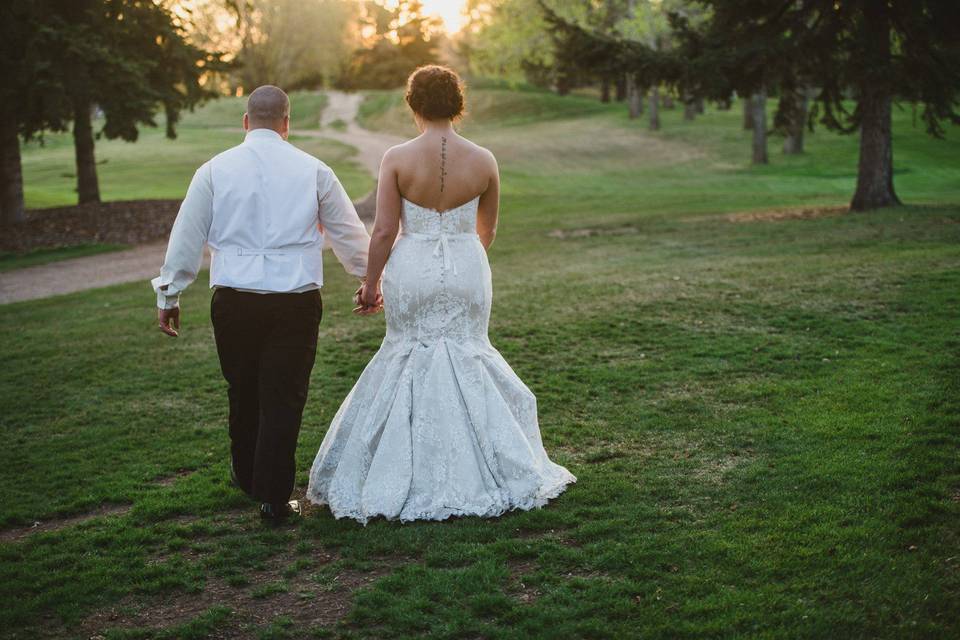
[152, 276, 180, 309]
[157, 291, 180, 309]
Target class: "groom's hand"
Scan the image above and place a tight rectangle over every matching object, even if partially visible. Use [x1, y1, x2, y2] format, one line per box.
[158, 307, 180, 337]
[353, 281, 383, 315]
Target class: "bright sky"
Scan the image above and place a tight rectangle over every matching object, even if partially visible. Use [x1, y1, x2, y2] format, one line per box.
[418, 0, 468, 33]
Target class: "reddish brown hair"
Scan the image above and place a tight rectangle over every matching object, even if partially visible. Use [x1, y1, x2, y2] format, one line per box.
[405, 65, 465, 121]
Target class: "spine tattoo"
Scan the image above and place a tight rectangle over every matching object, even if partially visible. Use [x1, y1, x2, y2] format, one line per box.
[440, 136, 447, 193]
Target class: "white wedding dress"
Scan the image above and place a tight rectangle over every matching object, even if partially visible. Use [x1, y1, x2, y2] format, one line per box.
[306, 196, 576, 524]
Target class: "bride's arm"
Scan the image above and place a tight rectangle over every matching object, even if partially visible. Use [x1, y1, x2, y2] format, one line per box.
[477, 151, 500, 250]
[360, 149, 401, 307]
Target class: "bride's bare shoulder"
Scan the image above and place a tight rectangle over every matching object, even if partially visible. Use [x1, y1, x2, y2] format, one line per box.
[381, 139, 419, 167]
[457, 137, 497, 168]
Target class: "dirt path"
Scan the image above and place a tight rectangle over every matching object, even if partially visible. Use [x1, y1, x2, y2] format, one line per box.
[0, 92, 403, 305]
[0, 243, 207, 305]
[316, 91, 407, 177]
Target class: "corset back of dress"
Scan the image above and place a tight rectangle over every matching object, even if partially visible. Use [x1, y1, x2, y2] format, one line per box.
[401, 197, 479, 235]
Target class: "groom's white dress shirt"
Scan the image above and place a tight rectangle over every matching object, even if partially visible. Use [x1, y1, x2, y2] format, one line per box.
[152, 128, 370, 309]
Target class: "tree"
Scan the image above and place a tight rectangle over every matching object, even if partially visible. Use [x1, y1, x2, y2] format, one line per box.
[338, 0, 441, 90]
[463, 0, 554, 85]
[466, 0, 620, 93]
[53, 1, 225, 204]
[750, 87, 768, 164]
[0, 1, 72, 225]
[539, 0, 673, 121]
[674, 1, 960, 210]
[778, 85, 810, 155]
[229, 0, 357, 91]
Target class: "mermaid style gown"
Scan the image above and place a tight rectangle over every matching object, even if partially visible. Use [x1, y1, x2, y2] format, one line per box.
[306, 196, 576, 523]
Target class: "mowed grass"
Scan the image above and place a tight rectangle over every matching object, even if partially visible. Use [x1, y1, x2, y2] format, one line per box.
[1, 87, 959, 639]
[19, 90, 368, 210]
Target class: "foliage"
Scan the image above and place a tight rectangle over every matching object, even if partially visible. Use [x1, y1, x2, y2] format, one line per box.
[43, 0, 227, 143]
[231, 0, 359, 91]
[671, 1, 960, 138]
[337, 0, 441, 90]
[0, 1, 72, 139]
[463, 0, 558, 86]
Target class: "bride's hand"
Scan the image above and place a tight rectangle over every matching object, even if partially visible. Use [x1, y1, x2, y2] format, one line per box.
[353, 281, 383, 315]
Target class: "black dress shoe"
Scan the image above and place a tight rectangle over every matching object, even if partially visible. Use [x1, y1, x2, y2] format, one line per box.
[260, 500, 301, 521]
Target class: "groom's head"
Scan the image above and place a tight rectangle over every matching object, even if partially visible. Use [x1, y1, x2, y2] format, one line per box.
[244, 85, 290, 138]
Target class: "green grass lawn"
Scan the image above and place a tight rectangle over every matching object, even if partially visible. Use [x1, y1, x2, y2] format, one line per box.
[1, 88, 958, 639]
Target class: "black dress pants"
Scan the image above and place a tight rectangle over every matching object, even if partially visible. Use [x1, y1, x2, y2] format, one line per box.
[211, 287, 322, 504]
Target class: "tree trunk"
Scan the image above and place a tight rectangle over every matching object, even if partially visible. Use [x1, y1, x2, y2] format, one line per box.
[73, 99, 100, 204]
[850, 3, 899, 211]
[0, 113, 25, 225]
[742, 97, 754, 130]
[851, 93, 900, 210]
[750, 89, 768, 165]
[662, 93, 674, 109]
[600, 78, 611, 103]
[626, 73, 642, 119]
[782, 88, 809, 154]
[648, 86, 660, 131]
[683, 93, 697, 121]
[695, 97, 705, 114]
[615, 74, 627, 101]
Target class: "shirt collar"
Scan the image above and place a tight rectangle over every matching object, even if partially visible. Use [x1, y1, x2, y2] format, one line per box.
[244, 128, 283, 142]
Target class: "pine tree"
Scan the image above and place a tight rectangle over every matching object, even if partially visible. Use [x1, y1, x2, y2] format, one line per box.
[0, 0, 225, 218]
[54, 0, 225, 204]
[0, 1, 72, 225]
[675, 0, 960, 210]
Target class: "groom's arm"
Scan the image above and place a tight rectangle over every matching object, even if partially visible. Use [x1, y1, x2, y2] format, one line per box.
[152, 163, 214, 333]
[317, 167, 370, 278]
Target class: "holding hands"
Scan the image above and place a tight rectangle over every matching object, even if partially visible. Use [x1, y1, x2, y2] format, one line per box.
[353, 279, 383, 315]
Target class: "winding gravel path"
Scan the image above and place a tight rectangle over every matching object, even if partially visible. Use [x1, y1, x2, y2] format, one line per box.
[315, 91, 407, 178]
[0, 92, 399, 305]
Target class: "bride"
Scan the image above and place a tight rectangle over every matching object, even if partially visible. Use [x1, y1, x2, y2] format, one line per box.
[306, 65, 576, 524]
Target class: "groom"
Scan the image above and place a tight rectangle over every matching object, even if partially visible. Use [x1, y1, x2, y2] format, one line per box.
[152, 85, 371, 520]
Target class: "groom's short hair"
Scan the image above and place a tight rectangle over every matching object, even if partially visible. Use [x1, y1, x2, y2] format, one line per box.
[246, 85, 290, 127]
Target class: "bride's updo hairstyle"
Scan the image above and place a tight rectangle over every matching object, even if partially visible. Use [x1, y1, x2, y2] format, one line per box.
[405, 65, 465, 121]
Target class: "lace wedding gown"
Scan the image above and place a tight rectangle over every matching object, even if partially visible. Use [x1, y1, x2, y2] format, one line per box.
[306, 196, 576, 524]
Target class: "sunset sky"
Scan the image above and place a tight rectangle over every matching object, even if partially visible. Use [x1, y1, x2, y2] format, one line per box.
[417, 0, 468, 32]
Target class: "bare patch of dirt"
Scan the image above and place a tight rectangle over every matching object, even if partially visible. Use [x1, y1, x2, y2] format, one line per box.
[725, 205, 848, 223]
[76, 546, 408, 639]
[0, 503, 132, 543]
[547, 226, 640, 239]
[0, 469, 211, 543]
[153, 468, 196, 487]
[506, 559, 541, 605]
[559, 431, 754, 487]
[512, 526, 583, 549]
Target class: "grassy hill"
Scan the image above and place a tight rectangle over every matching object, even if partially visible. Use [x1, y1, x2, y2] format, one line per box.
[1, 87, 958, 638]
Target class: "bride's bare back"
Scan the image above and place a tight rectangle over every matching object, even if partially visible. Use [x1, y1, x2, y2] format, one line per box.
[394, 132, 495, 213]
[372, 126, 500, 250]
